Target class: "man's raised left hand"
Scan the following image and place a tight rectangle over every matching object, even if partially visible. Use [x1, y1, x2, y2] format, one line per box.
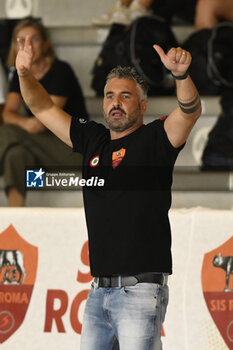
[153, 44, 192, 78]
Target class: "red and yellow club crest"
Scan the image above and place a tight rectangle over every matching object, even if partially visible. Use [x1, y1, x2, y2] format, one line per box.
[112, 148, 126, 168]
[0, 225, 38, 343]
[202, 235, 233, 349]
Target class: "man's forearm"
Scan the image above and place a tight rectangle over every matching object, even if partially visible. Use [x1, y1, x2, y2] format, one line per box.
[19, 73, 53, 117]
[16, 36, 72, 146]
[175, 75, 201, 119]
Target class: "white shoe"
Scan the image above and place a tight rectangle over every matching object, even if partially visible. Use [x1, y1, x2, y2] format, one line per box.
[129, 0, 150, 22]
[92, 1, 130, 26]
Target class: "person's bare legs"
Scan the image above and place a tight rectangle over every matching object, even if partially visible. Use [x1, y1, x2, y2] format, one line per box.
[0, 104, 4, 125]
[195, 0, 233, 31]
[122, 0, 153, 9]
[121, 0, 133, 6]
[128, 0, 153, 21]
[92, 0, 133, 25]
[92, 0, 153, 25]
[8, 187, 25, 207]
[138, 0, 153, 10]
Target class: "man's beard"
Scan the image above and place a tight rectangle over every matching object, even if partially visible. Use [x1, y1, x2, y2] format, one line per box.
[104, 106, 142, 133]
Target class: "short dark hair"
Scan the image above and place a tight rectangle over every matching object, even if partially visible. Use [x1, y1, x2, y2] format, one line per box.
[105, 66, 148, 101]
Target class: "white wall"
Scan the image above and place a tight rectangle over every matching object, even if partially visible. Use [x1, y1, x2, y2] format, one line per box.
[0, 208, 232, 349]
[0, 0, 116, 26]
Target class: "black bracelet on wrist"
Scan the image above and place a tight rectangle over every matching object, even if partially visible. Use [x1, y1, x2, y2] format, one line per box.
[171, 70, 189, 80]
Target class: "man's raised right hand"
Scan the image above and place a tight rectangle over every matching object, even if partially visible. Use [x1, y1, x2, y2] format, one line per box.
[16, 36, 33, 77]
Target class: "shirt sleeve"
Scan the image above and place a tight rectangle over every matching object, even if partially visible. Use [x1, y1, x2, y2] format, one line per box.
[150, 118, 185, 165]
[8, 68, 33, 116]
[70, 118, 107, 154]
[9, 68, 20, 93]
[0, 60, 7, 103]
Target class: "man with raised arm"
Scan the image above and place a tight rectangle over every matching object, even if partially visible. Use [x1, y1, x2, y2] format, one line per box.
[16, 36, 201, 350]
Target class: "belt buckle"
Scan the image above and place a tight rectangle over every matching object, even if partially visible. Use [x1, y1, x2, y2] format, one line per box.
[110, 276, 122, 287]
[103, 277, 111, 287]
[117, 276, 122, 288]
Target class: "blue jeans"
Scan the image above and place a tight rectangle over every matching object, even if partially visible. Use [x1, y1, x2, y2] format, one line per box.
[80, 281, 169, 350]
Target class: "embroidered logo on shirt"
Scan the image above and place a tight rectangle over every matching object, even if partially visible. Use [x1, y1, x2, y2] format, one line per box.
[79, 118, 87, 124]
[112, 148, 126, 168]
[90, 156, 100, 167]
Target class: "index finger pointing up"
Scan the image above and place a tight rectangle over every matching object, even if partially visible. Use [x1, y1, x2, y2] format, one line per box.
[24, 35, 33, 56]
[17, 37, 24, 51]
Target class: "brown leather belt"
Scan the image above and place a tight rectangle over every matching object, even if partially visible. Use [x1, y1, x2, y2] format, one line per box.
[94, 272, 167, 288]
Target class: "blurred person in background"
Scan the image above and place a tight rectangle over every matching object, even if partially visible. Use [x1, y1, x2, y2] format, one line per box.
[92, 0, 153, 26]
[194, 0, 233, 168]
[0, 58, 8, 124]
[195, 0, 233, 30]
[92, 0, 197, 26]
[0, 18, 88, 207]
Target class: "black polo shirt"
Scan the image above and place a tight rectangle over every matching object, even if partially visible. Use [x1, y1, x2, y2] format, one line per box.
[70, 118, 183, 276]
